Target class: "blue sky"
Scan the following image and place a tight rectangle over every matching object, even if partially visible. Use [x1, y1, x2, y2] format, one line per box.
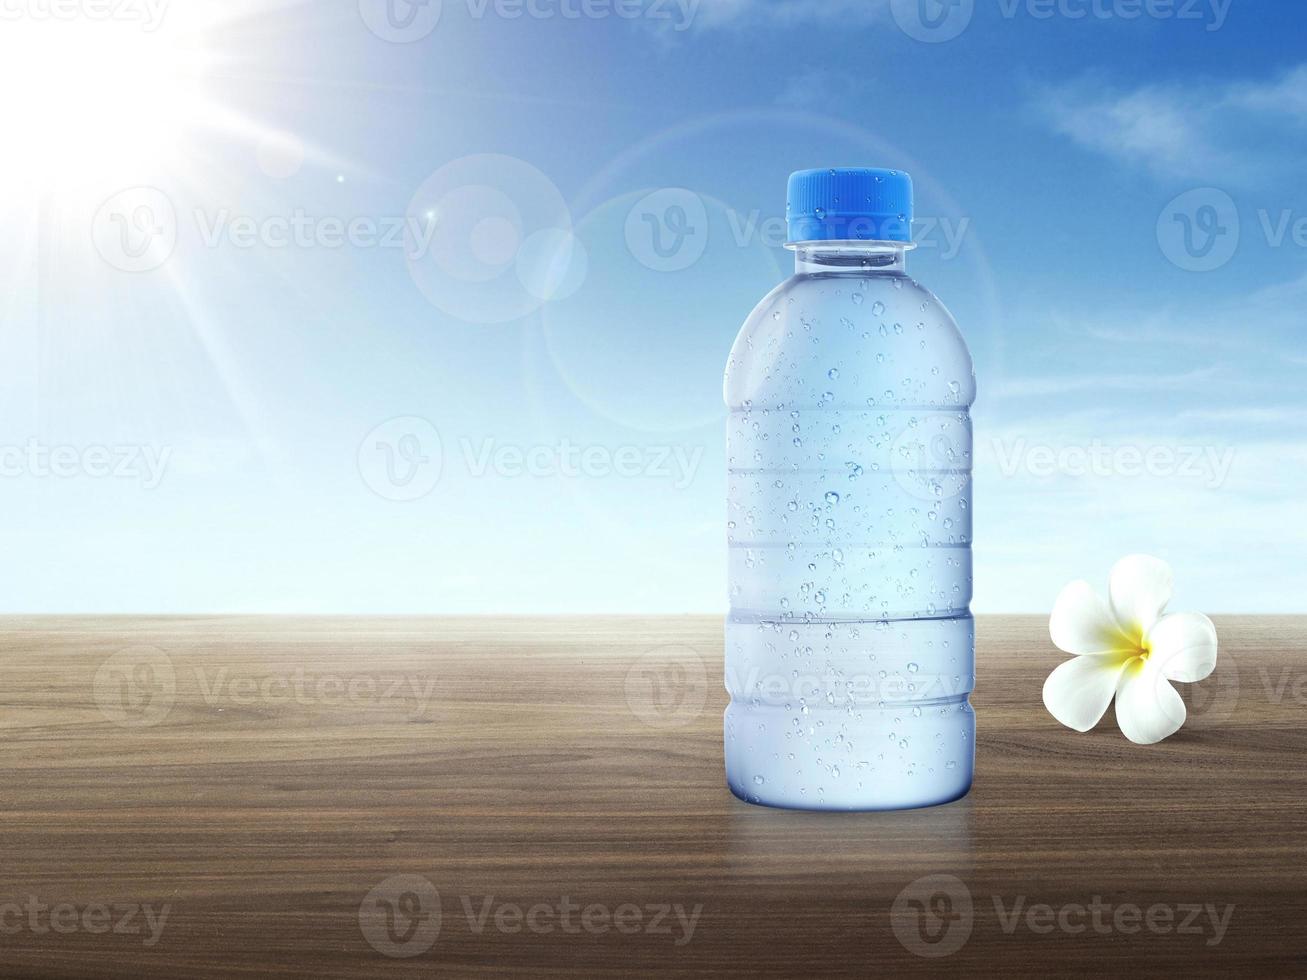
[0, 0, 1303, 613]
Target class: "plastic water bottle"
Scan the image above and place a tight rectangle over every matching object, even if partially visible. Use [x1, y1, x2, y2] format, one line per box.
[724, 168, 975, 811]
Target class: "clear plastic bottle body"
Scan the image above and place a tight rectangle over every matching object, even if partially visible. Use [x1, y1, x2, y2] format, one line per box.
[724, 243, 976, 811]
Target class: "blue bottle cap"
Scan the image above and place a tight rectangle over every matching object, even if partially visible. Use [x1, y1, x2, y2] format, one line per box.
[786, 167, 914, 244]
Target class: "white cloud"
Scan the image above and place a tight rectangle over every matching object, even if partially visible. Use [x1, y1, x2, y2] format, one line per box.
[686, 0, 887, 32]
[773, 67, 867, 109]
[1047, 270, 1307, 355]
[992, 365, 1219, 399]
[1035, 64, 1307, 181]
[972, 404, 1307, 613]
[1175, 406, 1305, 426]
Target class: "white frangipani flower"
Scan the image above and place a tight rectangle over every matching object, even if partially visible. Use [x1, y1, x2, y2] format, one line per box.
[1043, 555, 1218, 745]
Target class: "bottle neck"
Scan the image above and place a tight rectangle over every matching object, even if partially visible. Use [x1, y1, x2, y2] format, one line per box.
[792, 242, 908, 276]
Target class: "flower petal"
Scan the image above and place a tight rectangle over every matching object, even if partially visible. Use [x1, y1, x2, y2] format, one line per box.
[1147, 612, 1218, 683]
[1050, 579, 1134, 656]
[1042, 653, 1128, 733]
[1114, 656, 1186, 745]
[1108, 554, 1174, 636]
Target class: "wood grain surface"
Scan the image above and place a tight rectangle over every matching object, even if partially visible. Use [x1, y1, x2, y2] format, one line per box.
[0, 615, 1303, 977]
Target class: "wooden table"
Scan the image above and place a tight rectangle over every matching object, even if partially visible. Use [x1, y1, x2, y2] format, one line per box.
[0, 616, 1303, 977]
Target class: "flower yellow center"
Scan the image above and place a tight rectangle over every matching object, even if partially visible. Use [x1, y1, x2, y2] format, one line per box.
[1115, 624, 1150, 668]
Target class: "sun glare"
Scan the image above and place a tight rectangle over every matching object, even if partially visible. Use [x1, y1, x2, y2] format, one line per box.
[0, 16, 210, 189]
